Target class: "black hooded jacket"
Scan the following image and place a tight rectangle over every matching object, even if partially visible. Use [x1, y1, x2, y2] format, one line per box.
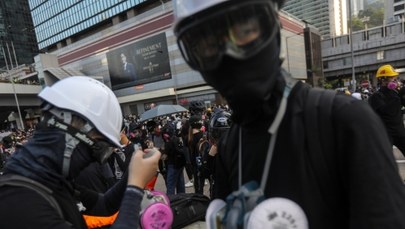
[214, 81, 405, 228]
[0, 127, 141, 228]
[369, 86, 405, 137]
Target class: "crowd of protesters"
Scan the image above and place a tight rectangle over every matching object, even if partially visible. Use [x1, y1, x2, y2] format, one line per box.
[1, 81, 404, 190]
[0, 129, 35, 173]
[1, 74, 405, 227]
[119, 103, 232, 196]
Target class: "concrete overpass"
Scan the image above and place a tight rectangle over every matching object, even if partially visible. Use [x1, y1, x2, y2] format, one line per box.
[0, 82, 42, 129]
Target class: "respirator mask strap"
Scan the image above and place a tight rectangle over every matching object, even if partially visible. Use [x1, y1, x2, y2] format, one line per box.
[208, 72, 299, 229]
[46, 114, 114, 167]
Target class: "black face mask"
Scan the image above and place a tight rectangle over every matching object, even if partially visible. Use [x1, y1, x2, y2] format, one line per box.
[67, 140, 114, 180]
[200, 35, 283, 126]
[68, 142, 95, 179]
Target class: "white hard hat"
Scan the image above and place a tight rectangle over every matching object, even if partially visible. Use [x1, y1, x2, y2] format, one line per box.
[38, 76, 123, 147]
[351, 92, 362, 100]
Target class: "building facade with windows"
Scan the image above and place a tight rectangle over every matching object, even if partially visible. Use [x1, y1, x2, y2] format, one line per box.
[386, 0, 405, 24]
[0, 0, 39, 70]
[352, 0, 366, 16]
[321, 21, 405, 88]
[283, 0, 348, 39]
[28, 0, 307, 116]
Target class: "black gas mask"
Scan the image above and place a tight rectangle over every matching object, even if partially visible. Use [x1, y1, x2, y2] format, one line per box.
[176, 0, 283, 126]
[46, 116, 115, 177]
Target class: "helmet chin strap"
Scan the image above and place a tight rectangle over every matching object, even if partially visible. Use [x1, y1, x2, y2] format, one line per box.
[48, 108, 80, 177]
[46, 106, 95, 177]
[63, 131, 80, 177]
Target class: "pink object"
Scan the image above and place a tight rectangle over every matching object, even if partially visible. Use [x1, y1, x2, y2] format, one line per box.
[140, 203, 173, 229]
[388, 81, 397, 90]
[151, 190, 170, 205]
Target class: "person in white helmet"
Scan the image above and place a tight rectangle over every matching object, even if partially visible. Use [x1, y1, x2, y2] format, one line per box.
[172, 0, 405, 228]
[0, 76, 161, 229]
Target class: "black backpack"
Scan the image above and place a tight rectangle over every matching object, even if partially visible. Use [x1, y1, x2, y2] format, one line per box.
[304, 87, 340, 211]
[172, 136, 187, 168]
[0, 174, 64, 218]
[168, 193, 210, 229]
[195, 133, 210, 178]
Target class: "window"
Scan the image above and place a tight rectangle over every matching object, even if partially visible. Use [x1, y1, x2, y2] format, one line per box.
[377, 51, 384, 60]
[323, 61, 328, 69]
[394, 4, 405, 11]
[343, 57, 352, 66]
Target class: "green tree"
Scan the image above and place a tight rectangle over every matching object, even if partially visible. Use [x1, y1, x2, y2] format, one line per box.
[349, 1, 384, 32]
[351, 17, 365, 32]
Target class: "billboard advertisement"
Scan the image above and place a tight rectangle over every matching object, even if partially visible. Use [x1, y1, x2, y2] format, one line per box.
[107, 32, 172, 90]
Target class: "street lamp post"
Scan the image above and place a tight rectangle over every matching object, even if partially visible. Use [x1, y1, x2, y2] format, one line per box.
[349, 0, 356, 92]
[1, 43, 25, 130]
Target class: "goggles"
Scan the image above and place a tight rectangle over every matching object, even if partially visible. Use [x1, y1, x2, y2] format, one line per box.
[176, 1, 280, 72]
[91, 140, 114, 164]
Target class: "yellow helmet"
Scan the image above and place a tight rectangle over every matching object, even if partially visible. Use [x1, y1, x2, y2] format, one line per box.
[376, 64, 399, 78]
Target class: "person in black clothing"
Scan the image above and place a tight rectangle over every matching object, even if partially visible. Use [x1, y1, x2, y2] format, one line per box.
[164, 122, 186, 195]
[183, 101, 207, 188]
[173, 0, 405, 228]
[76, 130, 135, 194]
[188, 115, 206, 194]
[0, 76, 161, 229]
[369, 64, 405, 157]
[206, 109, 232, 198]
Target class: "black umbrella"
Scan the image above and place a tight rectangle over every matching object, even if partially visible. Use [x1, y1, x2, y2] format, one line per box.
[140, 104, 187, 122]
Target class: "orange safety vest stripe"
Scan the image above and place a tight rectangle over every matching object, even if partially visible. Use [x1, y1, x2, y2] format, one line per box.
[83, 211, 119, 228]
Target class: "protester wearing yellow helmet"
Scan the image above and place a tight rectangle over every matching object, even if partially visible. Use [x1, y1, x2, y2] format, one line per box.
[369, 64, 405, 157]
[376, 64, 399, 78]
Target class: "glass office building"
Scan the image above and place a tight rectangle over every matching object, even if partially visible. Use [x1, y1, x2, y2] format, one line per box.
[0, 0, 38, 69]
[25, 0, 307, 115]
[28, 0, 150, 51]
[282, 0, 347, 38]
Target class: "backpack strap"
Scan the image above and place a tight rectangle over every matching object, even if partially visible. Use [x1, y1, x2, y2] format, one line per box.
[0, 174, 64, 219]
[305, 88, 339, 206]
[198, 139, 210, 156]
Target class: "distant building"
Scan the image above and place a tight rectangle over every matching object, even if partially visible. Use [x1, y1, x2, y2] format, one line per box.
[385, 0, 405, 24]
[27, 0, 308, 115]
[352, 0, 366, 16]
[282, 0, 348, 38]
[0, 0, 38, 70]
[28, 0, 151, 52]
